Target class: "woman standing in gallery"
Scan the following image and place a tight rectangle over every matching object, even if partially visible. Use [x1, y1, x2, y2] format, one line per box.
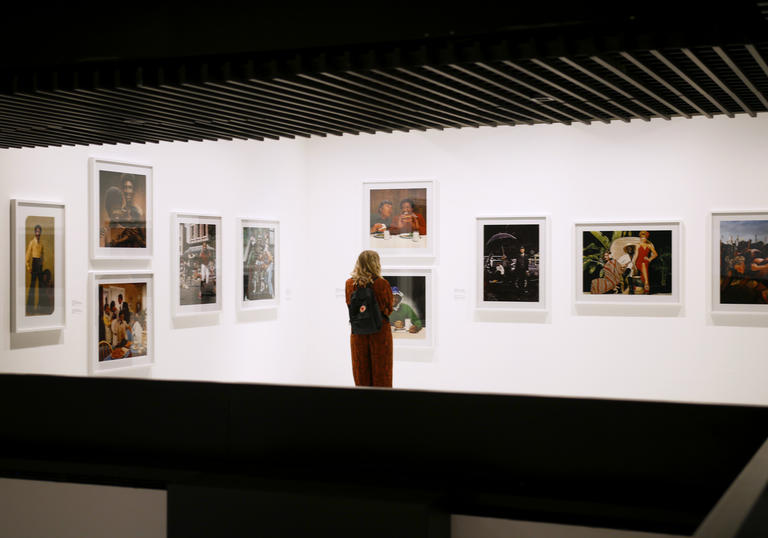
[345, 250, 394, 387]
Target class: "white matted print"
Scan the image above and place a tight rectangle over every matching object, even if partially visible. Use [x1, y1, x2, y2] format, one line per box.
[381, 267, 434, 349]
[173, 213, 222, 315]
[712, 211, 768, 313]
[90, 271, 153, 373]
[238, 218, 279, 310]
[575, 221, 681, 305]
[477, 216, 548, 311]
[89, 158, 153, 260]
[11, 200, 66, 332]
[363, 180, 435, 259]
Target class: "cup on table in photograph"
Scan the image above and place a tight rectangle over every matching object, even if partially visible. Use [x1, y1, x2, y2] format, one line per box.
[412, 230, 419, 241]
[404, 318, 412, 330]
[383, 226, 390, 240]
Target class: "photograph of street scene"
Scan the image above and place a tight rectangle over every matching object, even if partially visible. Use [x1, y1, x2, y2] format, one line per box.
[719, 219, 768, 305]
[179, 222, 217, 306]
[482, 223, 540, 302]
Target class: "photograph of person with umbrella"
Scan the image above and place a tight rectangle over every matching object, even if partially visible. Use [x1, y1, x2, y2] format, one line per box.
[481, 222, 541, 303]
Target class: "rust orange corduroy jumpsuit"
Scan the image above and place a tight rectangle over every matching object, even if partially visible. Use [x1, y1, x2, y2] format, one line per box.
[345, 277, 394, 387]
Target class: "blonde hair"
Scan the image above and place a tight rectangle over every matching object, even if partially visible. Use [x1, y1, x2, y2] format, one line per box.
[351, 250, 381, 287]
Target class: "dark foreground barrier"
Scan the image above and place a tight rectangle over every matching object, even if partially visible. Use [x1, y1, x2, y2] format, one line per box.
[0, 374, 766, 537]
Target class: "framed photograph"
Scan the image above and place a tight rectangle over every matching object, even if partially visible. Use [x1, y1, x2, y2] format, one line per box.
[173, 213, 222, 315]
[90, 271, 153, 373]
[476, 216, 548, 311]
[711, 211, 768, 312]
[381, 267, 433, 349]
[238, 218, 279, 310]
[363, 180, 435, 259]
[575, 221, 681, 304]
[10, 200, 66, 332]
[89, 158, 153, 260]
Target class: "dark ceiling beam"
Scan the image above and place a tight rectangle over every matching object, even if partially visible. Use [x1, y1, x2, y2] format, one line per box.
[589, 56, 678, 119]
[598, 55, 693, 119]
[201, 80, 355, 135]
[420, 65, 550, 125]
[0, 124, 102, 148]
[233, 78, 385, 134]
[528, 59, 631, 123]
[649, 50, 732, 117]
[619, 52, 711, 118]
[713, 46, 768, 110]
[745, 44, 768, 79]
[395, 67, 529, 126]
[248, 78, 412, 134]
[296, 72, 458, 129]
[280, 77, 431, 132]
[556, 57, 653, 121]
[217, 79, 379, 135]
[500, 60, 609, 124]
[446, 64, 574, 125]
[29, 88, 250, 142]
[369, 69, 502, 126]
[317, 72, 471, 128]
[273, 76, 435, 132]
[137, 84, 319, 139]
[122, 86, 290, 140]
[346, 71, 485, 128]
[0, 98, 179, 144]
[682, 48, 755, 117]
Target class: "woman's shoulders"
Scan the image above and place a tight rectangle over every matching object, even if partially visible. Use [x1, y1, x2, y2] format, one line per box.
[373, 276, 390, 289]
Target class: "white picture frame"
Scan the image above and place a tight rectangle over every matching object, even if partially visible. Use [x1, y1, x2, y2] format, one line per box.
[89, 158, 153, 260]
[90, 271, 154, 374]
[172, 213, 222, 316]
[710, 211, 768, 314]
[363, 179, 436, 261]
[574, 221, 681, 306]
[381, 266, 434, 350]
[237, 218, 279, 311]
[10, 199, 66, 333]
[476, 216, 548, 312]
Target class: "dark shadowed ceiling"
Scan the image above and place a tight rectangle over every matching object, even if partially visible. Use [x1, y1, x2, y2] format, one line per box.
[1, 3, 767, 148]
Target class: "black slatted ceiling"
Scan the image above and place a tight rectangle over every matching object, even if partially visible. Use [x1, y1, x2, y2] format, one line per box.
[1, 39, 768, 149]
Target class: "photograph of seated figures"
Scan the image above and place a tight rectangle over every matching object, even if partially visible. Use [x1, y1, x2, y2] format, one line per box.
[582, 229, 673, 296]
[381, 274, 427, 340]
[97, 282, 148, 361]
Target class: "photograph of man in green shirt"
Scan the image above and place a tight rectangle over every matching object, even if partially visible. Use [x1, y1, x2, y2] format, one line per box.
[389, 286, 423, 334]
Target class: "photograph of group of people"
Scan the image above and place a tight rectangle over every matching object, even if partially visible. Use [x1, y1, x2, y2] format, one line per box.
[242, 225, 276, 302]
[98, 171, 147, 249]
[718, 219, 768, 305]
[97, 282, 148, 361]
[582, 229, 673, 296]
[179, 222, 218, 307]
[482, 223, 540, 303]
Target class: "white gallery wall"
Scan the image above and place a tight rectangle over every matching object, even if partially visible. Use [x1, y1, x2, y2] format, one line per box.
[1, 114, 767, 405]
[0, 138, 312, 384]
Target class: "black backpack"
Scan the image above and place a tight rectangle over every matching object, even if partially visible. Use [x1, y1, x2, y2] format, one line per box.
[348, 282, 383, 335]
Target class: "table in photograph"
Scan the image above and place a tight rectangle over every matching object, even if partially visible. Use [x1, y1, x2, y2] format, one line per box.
[391, 328, 428, 340]
[370, 234, 428, 249]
